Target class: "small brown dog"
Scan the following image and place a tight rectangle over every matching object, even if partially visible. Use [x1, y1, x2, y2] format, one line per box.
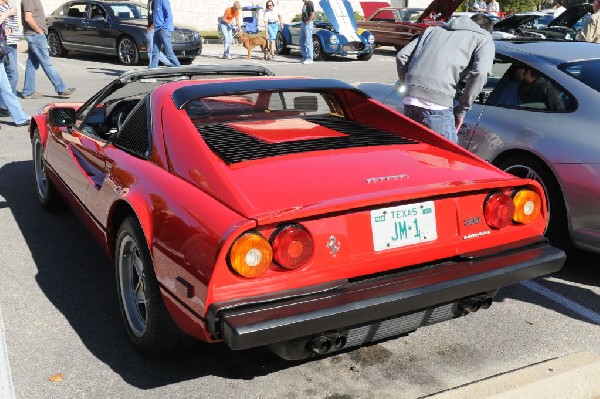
[236, 32, 269, 60]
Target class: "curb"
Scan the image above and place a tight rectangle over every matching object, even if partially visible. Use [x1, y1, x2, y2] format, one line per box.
[428, 352, 600, 399]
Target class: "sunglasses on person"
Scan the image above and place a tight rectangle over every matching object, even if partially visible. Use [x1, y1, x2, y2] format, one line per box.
[267, 3, 274, 7]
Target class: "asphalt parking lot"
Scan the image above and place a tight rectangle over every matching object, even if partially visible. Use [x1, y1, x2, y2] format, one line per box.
[1, 43, 600, 399]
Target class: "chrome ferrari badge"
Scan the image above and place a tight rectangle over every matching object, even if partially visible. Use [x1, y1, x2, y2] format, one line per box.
[327, 235, 341, 257]
[365, 174, 409, 184]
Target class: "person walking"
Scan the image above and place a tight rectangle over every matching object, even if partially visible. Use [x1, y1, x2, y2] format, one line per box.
[0, 8, 30, 128]
[149, 0, 179, 68]
[577, 0, 600, 43]
[299, 0, 315, 64]
[21, 0, 75, 99]
[147, 0, 173, 67]
[263, 0, 283, 59]
[220, 1, 242, 60]
[0, 0, 22, 116]
[396, 14, 494, 143]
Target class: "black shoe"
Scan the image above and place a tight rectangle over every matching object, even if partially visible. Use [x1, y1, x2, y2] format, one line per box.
[58, 88, 76, 97]
[14, 121, 29, 127]
[0, 108, 9, 117]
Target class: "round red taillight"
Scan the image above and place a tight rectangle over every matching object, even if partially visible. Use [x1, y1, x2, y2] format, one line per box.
[484, 192, 515, 229]
[271, 225, 314, 269]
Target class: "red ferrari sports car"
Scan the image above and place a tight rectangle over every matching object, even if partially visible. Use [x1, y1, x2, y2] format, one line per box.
[30, 65, 565, 360]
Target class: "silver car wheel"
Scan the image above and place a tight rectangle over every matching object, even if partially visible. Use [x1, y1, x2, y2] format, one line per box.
[118, 235, 149, 338]
[118, 36, 139, 65]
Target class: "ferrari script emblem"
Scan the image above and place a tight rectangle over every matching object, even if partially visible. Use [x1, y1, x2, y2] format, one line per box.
[327, 235, 341, 257]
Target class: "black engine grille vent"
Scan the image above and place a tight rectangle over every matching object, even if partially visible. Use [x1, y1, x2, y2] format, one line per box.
[198, 116, 417, 165]
[113, 97, 151, 159]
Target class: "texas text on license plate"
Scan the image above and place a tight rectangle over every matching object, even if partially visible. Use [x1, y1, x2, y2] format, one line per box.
[370, 201, 437, 252]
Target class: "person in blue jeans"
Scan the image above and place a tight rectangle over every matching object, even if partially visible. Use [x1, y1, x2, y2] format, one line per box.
[149, 0, 180, 68]
[0, 59, 30, 127]
[0, 1, 22, 116]
[0, 11, 30, 127]
[220, 2, 242, 60]
[0, 0, 20, 92]
[21, 0, 75, 99]
[146, 0, 172, 67]
[396, 15, 494, 143]
[299, 0, 315, 64]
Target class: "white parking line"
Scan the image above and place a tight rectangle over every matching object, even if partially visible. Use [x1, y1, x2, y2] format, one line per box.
[0, 305, 15, 399]
[521, 280, 600, 325]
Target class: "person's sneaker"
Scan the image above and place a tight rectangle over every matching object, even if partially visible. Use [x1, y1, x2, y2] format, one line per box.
[302, 59, 313, 64]
[22, 92, 43, 99]
[58, 88, 76, 97]
[0, 108, 9, 117]
[14, 121, 29, 127]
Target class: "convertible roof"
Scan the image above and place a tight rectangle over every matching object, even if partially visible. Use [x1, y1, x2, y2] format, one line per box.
[116, 65, 275, 84]
[171, 78, 358, 109]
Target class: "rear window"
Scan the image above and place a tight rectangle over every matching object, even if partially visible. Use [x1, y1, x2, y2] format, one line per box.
[184, 90, 344, 123]
[559, 60, 600, 93]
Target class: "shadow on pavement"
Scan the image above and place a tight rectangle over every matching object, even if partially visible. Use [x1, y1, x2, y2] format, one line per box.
[0, 160, 296, 389]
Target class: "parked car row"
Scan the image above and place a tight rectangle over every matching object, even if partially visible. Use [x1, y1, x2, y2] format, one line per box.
[355, 0, 593, 50]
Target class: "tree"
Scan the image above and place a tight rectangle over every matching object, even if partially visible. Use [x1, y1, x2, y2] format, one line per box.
[502, 0, 539, 13]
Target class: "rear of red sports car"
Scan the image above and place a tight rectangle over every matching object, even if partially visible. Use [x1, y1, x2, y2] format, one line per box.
[32, 69, 565, 360]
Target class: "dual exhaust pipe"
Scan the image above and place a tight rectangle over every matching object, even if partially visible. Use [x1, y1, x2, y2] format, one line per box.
[307, 332, 347, 355]
[458, 294, 493, 315]
[306, 295, 493, 355]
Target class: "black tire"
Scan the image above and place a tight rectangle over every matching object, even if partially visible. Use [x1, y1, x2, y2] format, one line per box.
[313, 36, 326, 61]
[48, 31, 68, 57]
[357, 51, 373, 61]
[32, 129, 64, 211]
[117, 36, 140, 66]
[275, 31, 290, 55]
[179, 58, 194, 65]
[497, 154, 571, 250]
[115, 216, 187, 355]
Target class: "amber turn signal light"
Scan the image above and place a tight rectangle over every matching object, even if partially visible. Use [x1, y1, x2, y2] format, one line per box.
[512, 189, 541, 224]
[228, 233, 273, 278]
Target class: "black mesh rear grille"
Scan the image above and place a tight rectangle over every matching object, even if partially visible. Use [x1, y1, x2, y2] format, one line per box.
[113, 97, 150, 158]
[198, 116, 417, 165]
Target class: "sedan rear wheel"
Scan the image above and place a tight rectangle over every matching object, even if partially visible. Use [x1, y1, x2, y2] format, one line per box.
[118, 36, 140, 66]
[497, 154, 571, 251]
[115, 216, 187, 355]
[47, 31, 68, 57]
[32, 129, 63, 211]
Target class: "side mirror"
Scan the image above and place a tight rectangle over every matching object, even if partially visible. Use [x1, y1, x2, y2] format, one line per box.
[49, 107, 76, 127]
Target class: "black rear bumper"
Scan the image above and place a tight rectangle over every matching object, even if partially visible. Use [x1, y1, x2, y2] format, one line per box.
[207, 240, 565, 351]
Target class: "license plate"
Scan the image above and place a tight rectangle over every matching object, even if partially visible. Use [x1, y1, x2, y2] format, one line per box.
[371, 201, 437, 252]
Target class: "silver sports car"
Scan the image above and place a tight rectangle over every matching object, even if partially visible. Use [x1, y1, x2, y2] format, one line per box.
[357, 40, 600, 253]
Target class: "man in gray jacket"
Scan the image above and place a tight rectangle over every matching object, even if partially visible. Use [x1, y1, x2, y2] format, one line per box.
[396, 14, 494, 143]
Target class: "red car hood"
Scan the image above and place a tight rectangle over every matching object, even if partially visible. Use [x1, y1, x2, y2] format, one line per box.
[189, 119, 516, 223]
